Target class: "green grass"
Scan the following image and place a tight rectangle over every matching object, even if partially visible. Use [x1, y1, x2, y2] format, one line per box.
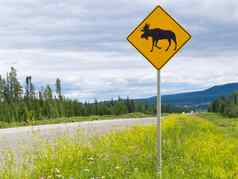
[197, 112, 238, 138]
[0, 126, 157, 179]
[0, 112, 154, 129]
[162, 114, 238, 179]
[1, 113, 238, 178]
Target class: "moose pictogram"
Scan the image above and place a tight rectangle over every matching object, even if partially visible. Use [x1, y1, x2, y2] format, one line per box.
[141, 24, 177, 52]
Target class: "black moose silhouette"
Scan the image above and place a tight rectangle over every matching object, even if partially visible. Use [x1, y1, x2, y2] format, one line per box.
[141, 24, 177, 52]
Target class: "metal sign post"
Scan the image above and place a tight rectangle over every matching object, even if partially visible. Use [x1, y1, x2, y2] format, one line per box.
[157, 70, 161, 176]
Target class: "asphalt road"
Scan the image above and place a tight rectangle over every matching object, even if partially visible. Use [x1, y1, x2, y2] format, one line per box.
[0, 117, 156, 162]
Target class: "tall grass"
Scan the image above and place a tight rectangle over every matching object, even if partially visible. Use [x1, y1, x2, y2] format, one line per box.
[162, 115, 238, 179]
[0, 126, 157, 179]
[1, 114, 238, 178]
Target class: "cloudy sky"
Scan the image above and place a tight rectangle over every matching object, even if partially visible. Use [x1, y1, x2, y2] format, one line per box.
[0, 0, 237, 101]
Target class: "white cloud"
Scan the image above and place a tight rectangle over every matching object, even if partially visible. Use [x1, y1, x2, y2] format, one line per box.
[0, 49, 156, 101]
[160, 0, 238, 23]
[162, 54, 238, 91]
[0, 48, 237, 101]
[0, 0, 237, 101]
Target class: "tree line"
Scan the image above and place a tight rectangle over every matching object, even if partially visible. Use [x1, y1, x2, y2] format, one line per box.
[208, 92, 238, 117]
[0, 67, 188, 123]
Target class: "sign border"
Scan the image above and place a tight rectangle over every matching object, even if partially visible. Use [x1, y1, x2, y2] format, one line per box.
[127, 5, 192, 70]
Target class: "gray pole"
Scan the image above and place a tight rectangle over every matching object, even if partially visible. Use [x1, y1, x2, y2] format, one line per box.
[157, 70, 161, 177]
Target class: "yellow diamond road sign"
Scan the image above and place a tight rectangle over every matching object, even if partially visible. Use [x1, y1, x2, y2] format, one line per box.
[127, 6, 191, 70]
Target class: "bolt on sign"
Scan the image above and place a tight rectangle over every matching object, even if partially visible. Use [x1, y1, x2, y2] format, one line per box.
[127, 6, 191, 70]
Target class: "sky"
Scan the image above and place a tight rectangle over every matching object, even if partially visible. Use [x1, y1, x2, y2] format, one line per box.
[0, 0, 237, 101]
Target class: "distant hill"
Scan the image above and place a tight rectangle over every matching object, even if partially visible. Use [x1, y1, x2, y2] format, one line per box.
[138, 83, 238, 107]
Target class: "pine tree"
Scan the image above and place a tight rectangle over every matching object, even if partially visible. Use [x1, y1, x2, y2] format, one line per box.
[8, 67, 22, 101]
[44, 85, 53, 100]
[0, 75, 5, 102]
[56, 78, 62, 100]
